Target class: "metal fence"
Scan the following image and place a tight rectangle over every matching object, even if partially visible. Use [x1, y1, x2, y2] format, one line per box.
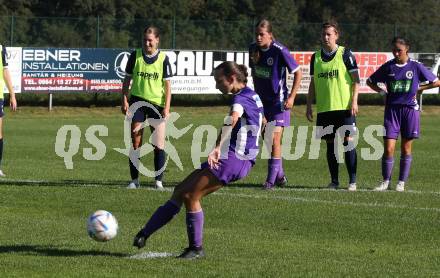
[1, 16, 439, 52]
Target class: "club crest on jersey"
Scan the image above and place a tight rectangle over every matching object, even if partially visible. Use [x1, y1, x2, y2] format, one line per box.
[406, 71, 413, 79]
[267, 57, 274, 66]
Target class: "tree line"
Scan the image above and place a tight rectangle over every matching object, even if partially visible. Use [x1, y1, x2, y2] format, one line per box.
[0, 0, 439, 52]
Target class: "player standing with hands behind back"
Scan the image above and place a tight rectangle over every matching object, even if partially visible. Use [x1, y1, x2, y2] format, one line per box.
[121, 26, 173, 190]
[249, 19, 302, 190]
[367, 37, 440, 192]
[306, 22, 360, 191]
[0, 44, 17, 177]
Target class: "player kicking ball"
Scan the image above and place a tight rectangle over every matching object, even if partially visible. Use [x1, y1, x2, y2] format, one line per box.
[132, 61, 264, 259]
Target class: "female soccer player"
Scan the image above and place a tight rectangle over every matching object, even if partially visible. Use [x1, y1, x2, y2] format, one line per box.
[121, 26, 173, 190]
[249, 19, 302, 190]
[306, 21, 360, 191]
[132, 61, 264, 259]
[0, 44, 17, 177]
[367, 37, 440, 192]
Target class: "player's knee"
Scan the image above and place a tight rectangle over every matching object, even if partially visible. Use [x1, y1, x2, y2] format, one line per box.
[181, 191, 200, 204]
[342, 136, 356, 147]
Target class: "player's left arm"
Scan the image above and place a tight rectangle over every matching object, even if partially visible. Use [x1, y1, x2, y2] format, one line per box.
[162, 55, 173, 119]
[350, 71, 360, 116]
[345, 49, 360, 116]
[163, 80, 171, 118]
[418, 79, 440, 93]
[283, 49, 302, 110]
[285, 68, 302, 110]
[2, 46, 16, 111]
[416, 63, 440, 94]
[3, 68, 16, 111]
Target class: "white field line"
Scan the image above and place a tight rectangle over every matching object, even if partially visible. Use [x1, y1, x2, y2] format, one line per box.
[215, 192, 440, 213]
[1, 178, 440, 196]
[1, 178, 439, 212]
[128, 252, 174, 259]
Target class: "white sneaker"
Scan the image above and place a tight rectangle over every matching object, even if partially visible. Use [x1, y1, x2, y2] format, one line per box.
[374, 181, 389, 191]
[0, 170, 5, 177]
[155, 180, 164, 190]
[127, 180, 140, 189]
[396, 181, 405, 192]
[327, 182, 339, 189]
[348, 183, 357, 191]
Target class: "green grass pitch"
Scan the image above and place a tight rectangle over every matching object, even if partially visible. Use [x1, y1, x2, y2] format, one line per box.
[0, 105, 439, 277]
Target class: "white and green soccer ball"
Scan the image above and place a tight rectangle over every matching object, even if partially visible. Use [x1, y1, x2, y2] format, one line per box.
[87, 210, 118, 242]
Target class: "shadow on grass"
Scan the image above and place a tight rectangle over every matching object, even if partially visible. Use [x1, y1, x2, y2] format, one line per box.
[0, 179, 173, 188]
[0, 178, 326, 190]
[0, 244, 127, 257]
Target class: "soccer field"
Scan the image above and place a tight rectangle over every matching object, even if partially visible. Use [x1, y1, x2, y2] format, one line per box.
[1, 106, 439, 277]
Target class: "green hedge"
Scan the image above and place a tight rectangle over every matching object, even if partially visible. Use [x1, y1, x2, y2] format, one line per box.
[5, 92, 440, 107]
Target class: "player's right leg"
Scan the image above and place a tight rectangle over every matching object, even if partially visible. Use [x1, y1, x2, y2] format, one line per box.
[375, 139, 396, 191]
[0, 116, 4, 177]
[317, 111, 339, 188]
[375, 106, 399, 191]
[127, 121, 143, 189]
[127, 99, 147, 189]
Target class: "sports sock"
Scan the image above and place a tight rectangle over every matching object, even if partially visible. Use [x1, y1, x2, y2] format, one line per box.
[266, 158, 281, 185]
[140, 200, 181, 238]
[276, 159, 285, 181]
[154, 148, 166, 181]
[186, 210, 204, 248]
[0, 138, 3, 166]
[344, 148, 357, 184]
[399, 155, 412, 182]
[382, 156, 394, 181]
[129, 148, 140, 180]
[326, 142, 339, 185]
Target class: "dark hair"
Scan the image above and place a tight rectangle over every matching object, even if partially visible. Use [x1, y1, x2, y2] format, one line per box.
[255, 19, 273, 34]
[392, 36, 410, 47]
[215, 61, 248, 84]
[322, 21, 339, 34]
[143, 26, 160, 38]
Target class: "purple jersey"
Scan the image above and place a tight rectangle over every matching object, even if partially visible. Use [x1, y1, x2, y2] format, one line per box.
[228, 87, 264, 163]
[249, 41, 299, 111]
[368, 59, 438, 107]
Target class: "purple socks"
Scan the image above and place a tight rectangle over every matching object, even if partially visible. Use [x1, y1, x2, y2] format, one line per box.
[140, 200, 181, 238]
[266, 158, 281, 185]
[382, 155, 412, 182]
[140, 201, 206, 248]
[186, 210, 204, 248]
[399, 155, 412, 182]
[382, 156, 394, 181]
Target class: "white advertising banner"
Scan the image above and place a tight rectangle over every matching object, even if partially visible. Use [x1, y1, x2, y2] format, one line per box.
[5, 47, 22, 93]
[4, 47, 440, 94]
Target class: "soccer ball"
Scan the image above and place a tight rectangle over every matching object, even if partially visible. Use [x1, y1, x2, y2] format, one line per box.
[87, 210, 118, 242]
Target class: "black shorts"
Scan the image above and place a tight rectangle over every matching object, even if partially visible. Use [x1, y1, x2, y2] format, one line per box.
[315, 110, 356, 140]
[129, 95, 164, 123]
[0, 99, 4, 117]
